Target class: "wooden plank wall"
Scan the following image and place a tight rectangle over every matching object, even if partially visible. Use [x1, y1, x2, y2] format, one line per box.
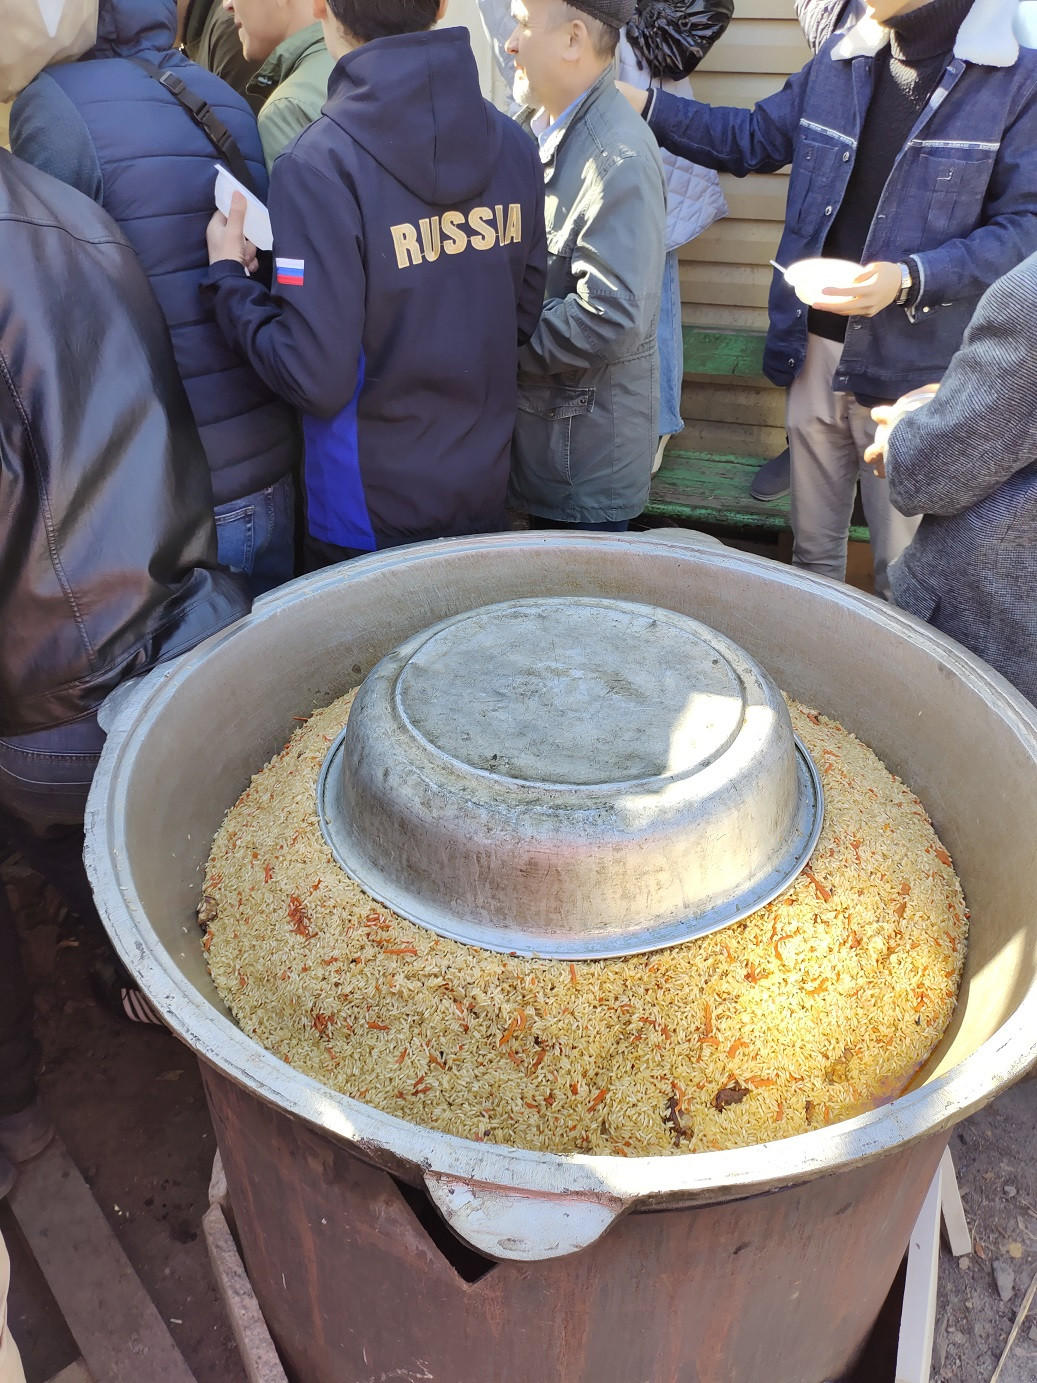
[677, 0, 812, 459]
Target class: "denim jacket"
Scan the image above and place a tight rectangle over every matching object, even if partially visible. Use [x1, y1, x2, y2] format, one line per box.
[648, 0, 1037, 399]
[795, 0, 862, 54]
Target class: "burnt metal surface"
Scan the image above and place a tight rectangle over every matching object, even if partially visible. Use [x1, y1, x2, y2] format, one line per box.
[203, 1063, 946, 1383]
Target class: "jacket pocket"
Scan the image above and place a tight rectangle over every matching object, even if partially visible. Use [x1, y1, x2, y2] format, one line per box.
[785, 134, 844, 237]
[919, 148, 996, 244]
[890, 559, 941, 625]
[515, 379, 596, 493]
[517, 380, 596, 423]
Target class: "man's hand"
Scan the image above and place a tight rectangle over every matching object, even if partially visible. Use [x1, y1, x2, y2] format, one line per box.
[816, 261, 902, 317]
[206, 192, 258, 273]
[616, 81, 649, 116]
[865, 384, 941, 476]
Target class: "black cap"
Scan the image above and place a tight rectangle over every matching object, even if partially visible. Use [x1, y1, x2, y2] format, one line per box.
[568, 0, 637, 30]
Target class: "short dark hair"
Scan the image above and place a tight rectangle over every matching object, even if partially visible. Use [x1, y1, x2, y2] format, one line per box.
[560, 3, 620, 60]
[326, 0, 440, 43]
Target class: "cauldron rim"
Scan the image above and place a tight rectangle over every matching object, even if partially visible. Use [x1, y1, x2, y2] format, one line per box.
[83, 533, 1037, 1234]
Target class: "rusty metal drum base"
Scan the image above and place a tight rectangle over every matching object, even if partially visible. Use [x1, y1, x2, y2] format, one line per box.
[202, 1064, 946, 1383]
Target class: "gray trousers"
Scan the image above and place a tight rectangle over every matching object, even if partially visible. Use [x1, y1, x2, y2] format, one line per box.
[788, 334, 920, 599]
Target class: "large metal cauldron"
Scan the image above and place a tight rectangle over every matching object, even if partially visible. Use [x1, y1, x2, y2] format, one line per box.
[84, 534, 1037, 1383]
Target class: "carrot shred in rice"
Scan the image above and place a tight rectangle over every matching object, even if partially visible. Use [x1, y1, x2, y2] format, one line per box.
[203, 692, 968, 1158]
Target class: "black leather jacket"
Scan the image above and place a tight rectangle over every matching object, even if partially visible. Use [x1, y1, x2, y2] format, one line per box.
[0, 151, 250, 735]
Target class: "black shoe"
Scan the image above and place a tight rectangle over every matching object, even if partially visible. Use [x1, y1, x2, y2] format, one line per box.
[89, 954, 165, 1027]
[750, 448, 791, 501]
[0, 1101, 54, 1163]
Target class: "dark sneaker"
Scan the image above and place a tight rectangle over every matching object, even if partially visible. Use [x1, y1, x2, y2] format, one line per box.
[89, 954, 165, 1027]
[0, 1101, 54, 1163]
[750, 448, 791, 501]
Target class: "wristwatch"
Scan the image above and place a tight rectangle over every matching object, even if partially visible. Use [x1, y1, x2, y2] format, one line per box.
[894, 261, 914, 307]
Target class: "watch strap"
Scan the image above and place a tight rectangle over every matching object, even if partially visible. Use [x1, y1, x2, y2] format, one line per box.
[895, 261, 913, 308]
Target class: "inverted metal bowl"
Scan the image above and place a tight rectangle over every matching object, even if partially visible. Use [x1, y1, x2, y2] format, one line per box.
[316, 596, 823, 958]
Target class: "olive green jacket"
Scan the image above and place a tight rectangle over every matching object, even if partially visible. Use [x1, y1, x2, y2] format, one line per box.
[247, 23, 336, 170]
[181, 0, 261, 109]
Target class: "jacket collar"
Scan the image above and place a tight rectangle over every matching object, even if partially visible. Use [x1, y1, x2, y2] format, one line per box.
[251, 22, 328, 89]
[523, 64, 616, 165]
[831, 0, 1034, 69]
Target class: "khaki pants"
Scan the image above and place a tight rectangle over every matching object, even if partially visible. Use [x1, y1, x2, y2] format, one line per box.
[787, 333, 920, 599]
[0, 1230, 26, 1383]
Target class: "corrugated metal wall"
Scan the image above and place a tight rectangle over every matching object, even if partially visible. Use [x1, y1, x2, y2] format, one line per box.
[678, 0, 811, 458]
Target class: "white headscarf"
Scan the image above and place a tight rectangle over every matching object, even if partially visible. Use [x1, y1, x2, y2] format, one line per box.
[0, 0, 99, 101]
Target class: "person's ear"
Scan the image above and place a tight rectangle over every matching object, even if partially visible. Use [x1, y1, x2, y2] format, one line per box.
[566, 17, 586, 57]
[313, 0, 327, 19]
[436, 0, 449, 19]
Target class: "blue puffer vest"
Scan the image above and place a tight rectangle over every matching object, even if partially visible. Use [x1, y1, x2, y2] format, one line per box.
[20, 0, 297, 506]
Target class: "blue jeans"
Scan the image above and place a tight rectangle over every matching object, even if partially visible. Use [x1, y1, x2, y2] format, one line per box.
[0, 716, 107, 1114]
[657, 249, 684, 439]
[0, 716, 105, 833]
[215, 473, 296, 598]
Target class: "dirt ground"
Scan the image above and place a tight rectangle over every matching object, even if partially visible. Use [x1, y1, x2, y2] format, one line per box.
[1, 856, 247, 1383]
[3, 850, 1036, 1383]
[934, 1084, 1037, 1383]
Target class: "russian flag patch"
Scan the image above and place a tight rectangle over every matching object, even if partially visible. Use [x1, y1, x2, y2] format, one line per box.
[275, 257, 305, 286]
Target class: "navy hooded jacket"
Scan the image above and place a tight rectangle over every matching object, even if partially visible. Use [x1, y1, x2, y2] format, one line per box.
[10, 0, 299, 508]
[203, 27, 546, 552]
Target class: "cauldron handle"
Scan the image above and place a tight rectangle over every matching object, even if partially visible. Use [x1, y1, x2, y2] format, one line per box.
[423, 1172, 625, 1262]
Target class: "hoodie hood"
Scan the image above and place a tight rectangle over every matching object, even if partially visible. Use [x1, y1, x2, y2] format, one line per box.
[86, 0, 176, 60]
[326, 28, 500, 206]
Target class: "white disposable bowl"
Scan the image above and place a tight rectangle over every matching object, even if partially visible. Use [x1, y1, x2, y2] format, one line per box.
[784, 257, 863, 306]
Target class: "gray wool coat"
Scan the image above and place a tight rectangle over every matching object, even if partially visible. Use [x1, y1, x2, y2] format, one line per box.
[509, 69, 666, 524]
[886, 252, 1037, 705]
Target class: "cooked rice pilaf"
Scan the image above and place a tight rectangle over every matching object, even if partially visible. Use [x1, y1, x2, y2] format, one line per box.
[202, 693, 967, 1156]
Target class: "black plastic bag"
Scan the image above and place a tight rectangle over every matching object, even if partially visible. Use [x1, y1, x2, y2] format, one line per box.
[626, 0, 735, 82]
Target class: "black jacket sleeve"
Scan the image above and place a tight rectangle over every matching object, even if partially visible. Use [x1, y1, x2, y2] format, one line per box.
[203, 152, 365, 420]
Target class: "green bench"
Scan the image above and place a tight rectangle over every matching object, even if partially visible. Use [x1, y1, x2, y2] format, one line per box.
[641, 326, 869, 545]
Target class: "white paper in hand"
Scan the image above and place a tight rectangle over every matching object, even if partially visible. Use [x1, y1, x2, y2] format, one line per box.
[213, 164, 273, 251]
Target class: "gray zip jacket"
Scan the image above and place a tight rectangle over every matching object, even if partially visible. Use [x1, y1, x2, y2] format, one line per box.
[886, 253, 1037, 705]
[509, 69, 666, 523]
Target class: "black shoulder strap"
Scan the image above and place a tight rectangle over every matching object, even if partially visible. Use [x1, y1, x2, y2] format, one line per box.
[128, 57, 259, 197]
